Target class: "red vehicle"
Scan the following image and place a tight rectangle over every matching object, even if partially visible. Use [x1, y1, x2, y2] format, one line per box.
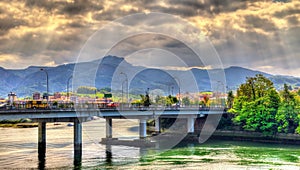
[107, 102, 119, 108]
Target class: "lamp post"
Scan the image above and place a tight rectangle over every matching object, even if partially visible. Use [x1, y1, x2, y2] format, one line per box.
[40, 68, 49, 102]
[216, 80, 226, 107]
[120, 72, 128, 106]
[174, 77, 181, 106]
[67, 75, 72, 101]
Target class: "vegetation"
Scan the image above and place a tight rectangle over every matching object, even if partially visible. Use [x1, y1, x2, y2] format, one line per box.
[77, 86, 97, 94]
[228, 74, 300, 136]
[181, 96, 191, 106]
[226, 91, 234, 109]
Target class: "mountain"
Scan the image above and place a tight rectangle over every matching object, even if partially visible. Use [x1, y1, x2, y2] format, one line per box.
[0, 56, 299, 98]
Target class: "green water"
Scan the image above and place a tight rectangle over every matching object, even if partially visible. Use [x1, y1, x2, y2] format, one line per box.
[89, 139, 300, 169]
[135, 139, 300, 169]
[1, 120, 299, 169]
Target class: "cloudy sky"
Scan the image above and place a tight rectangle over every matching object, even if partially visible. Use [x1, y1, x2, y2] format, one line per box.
[0, 0, 299, 77]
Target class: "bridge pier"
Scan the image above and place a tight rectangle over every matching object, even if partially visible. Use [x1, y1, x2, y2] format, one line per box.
[38, 122, 46, 162]
[155, 117, 160, 133]
[74, 118, 82, 166]
[187, 116, 195, 133]
[106, 118, 113, 138]
[139, 118, 147, 139]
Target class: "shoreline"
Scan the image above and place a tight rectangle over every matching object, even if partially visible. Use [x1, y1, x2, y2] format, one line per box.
[0, 122, 38, 128]
[210, 130, 300, 145]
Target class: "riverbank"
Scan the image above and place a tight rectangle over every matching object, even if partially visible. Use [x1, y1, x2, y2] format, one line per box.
[211, 130, 300, 145]
[0, 122, 38, 128]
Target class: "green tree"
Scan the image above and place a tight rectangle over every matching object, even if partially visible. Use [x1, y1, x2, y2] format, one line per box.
[232, 74, 280, 135]
[276, 84, 299, 133]
[165, 95, 178, 107]
[77, 86, 97, 94]
[226, 90, 234, 108]
[140, 94, 151, 107]
[182, 96, 190, 106]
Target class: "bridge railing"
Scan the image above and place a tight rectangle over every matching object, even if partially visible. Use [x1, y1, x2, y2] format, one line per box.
[0, 105, 228, 113]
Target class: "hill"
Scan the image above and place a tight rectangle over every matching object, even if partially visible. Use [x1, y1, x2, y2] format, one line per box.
[0, 56, 299, 98]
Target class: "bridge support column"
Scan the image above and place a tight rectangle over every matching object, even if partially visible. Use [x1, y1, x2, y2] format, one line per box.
[187, 116, 195, 133]
[155, 117, 160, 133]
[106, 118, 112, 138]
[38, 122, 46, 162]
[139, 119, 147, 139]
[74, 118, 82, 166]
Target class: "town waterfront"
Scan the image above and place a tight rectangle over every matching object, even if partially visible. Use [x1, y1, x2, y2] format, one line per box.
[0, 119, 299, 169]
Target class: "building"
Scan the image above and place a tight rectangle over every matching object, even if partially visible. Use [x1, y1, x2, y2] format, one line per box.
[33, 92, 41, 100]
[8, 92, 17, 105]
[54, 92, 61, 99]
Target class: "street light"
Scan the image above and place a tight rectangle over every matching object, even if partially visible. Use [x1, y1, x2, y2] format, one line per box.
[40, 68, 49, 102]
[174, 77, 181, 106]
[120, 72, 128, 105]
[215, 80, 226, 107]
[67, 75, 72, 101]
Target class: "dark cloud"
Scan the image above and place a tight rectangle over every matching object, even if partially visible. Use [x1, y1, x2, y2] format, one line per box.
[273, 7, 300, 18]
[287, 16, 299, 25]
[25, 0, 104, 15]
[59, 0, 104, 15]
[165, 0, 248, 15]
[47, 33, 82, 51]
[25, 0, 58, 11]
[244, 15, 277, 31]
[0, 17, 27, 33]
[67, 22, 86, 28]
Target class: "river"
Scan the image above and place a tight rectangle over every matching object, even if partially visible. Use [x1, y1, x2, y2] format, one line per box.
[0, 119, 299, 169]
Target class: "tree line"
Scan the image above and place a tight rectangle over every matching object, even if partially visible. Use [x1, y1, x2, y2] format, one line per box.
[225, 74, 300, 135]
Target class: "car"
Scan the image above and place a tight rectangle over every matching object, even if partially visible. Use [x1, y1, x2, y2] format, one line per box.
[107, 102, 119, 108]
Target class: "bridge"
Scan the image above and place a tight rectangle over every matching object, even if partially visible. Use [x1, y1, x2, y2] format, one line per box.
[0, 107, 227, 166]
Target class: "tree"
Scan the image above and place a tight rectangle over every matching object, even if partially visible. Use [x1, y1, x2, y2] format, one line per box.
[77, 86, 97, 94]
[165, 95, 178, 107]
[237, 74, 274, 102]
[232, 74, 280, 135]
[226, 90, 234, 108]
[203, 95, 210, 106]
[182, 96, 190, 106]
[276, 84, 299, 133]
[140, 94, 151, 107]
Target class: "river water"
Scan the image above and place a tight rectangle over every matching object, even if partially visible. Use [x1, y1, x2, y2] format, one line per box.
[0, 119, 299, 169]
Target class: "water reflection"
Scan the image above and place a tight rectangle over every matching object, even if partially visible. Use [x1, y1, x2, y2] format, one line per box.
[73, 157, 82, 170]
[105, 144, 112, 166]
[38, 153, 45, 170]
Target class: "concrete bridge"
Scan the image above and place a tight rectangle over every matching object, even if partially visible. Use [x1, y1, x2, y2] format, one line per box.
[0, 107, 227, 167]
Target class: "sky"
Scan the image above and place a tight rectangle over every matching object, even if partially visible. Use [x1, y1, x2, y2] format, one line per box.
[0, 0, 299, 77]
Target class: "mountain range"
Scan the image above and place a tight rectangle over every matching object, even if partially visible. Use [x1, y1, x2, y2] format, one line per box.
[1, 56, 300, 98]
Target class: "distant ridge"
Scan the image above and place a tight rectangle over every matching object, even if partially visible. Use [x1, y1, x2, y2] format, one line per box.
[0, 56, 299, 98]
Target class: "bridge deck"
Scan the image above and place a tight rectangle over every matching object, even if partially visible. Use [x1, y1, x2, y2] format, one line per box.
[0, 107, 227, 121]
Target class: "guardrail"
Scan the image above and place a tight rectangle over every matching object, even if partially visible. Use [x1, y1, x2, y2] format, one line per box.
[0, 106, 227, 113]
